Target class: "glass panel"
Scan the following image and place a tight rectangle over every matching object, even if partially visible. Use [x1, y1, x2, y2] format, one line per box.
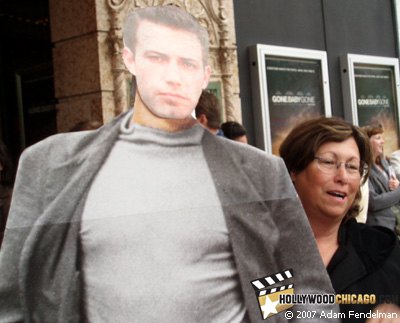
[265, 56, 325, 155]
[355, 64, 399, 155]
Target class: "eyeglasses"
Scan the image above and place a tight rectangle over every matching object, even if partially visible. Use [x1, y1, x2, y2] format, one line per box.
[314, 154, 368, 178]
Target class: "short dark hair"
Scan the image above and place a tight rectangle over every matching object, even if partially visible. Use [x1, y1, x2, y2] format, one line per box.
[221, 121, 247, 140]
[123, 6, 209, 66]
[279, 116, 372, 221]
[195, 90, 221, 130]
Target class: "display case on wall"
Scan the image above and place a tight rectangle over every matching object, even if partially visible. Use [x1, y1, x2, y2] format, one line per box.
[340, 54, 400, 155]
[249, 44, 331, 155]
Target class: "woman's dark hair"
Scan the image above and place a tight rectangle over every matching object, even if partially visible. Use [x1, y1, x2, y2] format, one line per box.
[221, 121, 247, 140]
[0, 141, 15, 187]
[279, 117, 372, 221]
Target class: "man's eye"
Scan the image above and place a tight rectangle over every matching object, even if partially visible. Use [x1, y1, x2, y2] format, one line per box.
[148, 55, 165, 62]
[182, 60, 198, 69]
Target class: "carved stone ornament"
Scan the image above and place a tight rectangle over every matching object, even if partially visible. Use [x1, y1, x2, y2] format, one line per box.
[106, 0, 241, 121]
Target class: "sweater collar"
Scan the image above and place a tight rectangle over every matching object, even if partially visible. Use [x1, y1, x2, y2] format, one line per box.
[119, 109, 205, 147]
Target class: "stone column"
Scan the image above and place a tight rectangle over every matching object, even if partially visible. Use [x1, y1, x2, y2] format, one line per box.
[49, 0, 115, 132]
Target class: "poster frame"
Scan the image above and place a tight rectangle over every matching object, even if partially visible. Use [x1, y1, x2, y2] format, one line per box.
[340, 53, 400, 127]
[249, 44, 331, 154]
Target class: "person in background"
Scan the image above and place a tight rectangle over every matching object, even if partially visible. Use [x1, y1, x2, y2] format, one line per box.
[195, 90, 225, 136]
[221, 121, 248, 144]
[390, 148, 400, 179]
[362, 126, 400, 235]
[356, 179, 369, 223]
[0, 141, 15, 249]
[280, 117, 400, 322]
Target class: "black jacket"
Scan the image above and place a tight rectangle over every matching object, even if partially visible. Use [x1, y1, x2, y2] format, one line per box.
[328, 219, 400, 322]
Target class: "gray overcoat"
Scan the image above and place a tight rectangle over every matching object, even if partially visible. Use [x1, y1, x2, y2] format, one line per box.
[0, 111, 338, 322]
[368, 158, 400, 230]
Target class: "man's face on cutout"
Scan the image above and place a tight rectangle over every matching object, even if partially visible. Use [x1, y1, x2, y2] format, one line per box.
[129, 20, 210, 119]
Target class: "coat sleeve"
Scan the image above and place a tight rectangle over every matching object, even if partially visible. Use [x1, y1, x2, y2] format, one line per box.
[204, 136, 341, 323]
[262, 157, 340, 322]
[0, 144, 47, 322]
[368, 177, 400, 211]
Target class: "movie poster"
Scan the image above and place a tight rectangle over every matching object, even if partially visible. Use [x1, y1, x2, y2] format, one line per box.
[265, 57, 325, 155]
[355, 65, 400, 155]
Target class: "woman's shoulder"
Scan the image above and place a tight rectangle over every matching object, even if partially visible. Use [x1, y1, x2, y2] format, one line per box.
[344, 220, 399, 269]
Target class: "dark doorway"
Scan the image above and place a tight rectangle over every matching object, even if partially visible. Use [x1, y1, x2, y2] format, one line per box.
[0, 0, 56, 162]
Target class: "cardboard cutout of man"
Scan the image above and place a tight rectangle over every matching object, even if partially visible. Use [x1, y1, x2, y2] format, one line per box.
[0, 6, 339, 322]
[123, 12, 210, 130]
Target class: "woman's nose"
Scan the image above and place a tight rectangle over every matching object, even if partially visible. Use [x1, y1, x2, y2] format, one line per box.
[334, 163, 349, 184]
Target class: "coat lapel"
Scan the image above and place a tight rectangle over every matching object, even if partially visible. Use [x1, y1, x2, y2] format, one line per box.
[371, 163, 389, 192]
[20, 111, 128, 322]
[201, 132, 330, 322]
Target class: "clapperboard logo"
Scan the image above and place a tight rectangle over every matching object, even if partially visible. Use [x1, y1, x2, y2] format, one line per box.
[251, 269, 294, 320]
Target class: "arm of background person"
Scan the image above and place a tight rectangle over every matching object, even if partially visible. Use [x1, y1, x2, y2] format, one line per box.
[368, 179, 400, 212]
[356, 179, 369, 223]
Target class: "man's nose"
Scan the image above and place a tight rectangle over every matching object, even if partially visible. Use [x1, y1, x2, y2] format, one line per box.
[165, 61, 182, 86]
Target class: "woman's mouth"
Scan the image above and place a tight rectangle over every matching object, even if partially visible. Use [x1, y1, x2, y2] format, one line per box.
[327, 191, 347, 200]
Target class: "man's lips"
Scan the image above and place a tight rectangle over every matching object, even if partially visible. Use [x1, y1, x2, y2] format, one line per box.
[159, 92, 187, 100]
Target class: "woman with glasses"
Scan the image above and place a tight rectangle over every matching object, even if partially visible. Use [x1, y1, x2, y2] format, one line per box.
[280, 117, 400, 321]
[362, 126, 400, 235]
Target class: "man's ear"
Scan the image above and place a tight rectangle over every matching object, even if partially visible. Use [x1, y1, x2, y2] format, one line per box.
[123, 47, 136, 75]
[202, 65, 211, 89]
[197, 114, 208, 126]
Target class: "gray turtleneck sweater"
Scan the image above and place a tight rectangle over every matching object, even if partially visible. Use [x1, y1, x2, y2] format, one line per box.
[80, 112, 247, 322]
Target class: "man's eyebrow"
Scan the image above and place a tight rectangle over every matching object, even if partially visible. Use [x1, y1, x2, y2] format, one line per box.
[180, 57, 199, 62]
[144, 50, 166, 56]
[143, 50, 202, 63]
[180, 56, 203, 65]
